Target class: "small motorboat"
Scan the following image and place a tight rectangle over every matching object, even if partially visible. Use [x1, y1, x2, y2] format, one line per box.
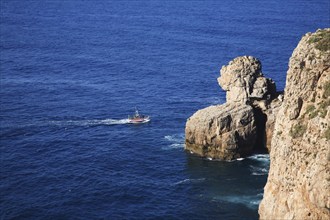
[128, 108, 150, 124]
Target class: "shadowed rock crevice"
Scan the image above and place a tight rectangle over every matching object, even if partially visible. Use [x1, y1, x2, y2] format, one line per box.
[252, 107, 267, 153]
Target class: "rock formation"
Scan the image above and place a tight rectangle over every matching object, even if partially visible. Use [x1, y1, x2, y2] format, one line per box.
[218, 56, 276, 103]
[185, 103, 256, 160]
[259, 28, 330, 219]
[185, 56, 281, 160]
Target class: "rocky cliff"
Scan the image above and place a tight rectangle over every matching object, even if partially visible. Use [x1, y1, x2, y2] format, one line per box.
[185, 56, 281, 160]
[259, 29, 330, 219]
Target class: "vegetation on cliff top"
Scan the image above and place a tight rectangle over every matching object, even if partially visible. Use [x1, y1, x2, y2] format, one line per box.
[308, 29, 330, 52]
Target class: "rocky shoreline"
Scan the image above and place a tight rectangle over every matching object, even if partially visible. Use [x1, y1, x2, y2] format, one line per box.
[185, 28, 329, 219]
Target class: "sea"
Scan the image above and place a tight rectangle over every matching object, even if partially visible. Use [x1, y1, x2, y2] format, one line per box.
[0, 0, 329, 219]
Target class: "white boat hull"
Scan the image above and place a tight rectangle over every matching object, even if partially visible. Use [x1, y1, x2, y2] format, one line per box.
[128, 117, 150, 124]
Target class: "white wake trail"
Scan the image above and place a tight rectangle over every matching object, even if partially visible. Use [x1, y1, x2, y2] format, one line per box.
[49, 118, 131, 127]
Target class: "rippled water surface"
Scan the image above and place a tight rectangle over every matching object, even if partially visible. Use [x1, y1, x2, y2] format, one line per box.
[1, 0, 329, 219]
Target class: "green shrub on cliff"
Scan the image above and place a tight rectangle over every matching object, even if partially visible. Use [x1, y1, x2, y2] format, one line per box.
[324, 127, 330, 140]
[290, 123, 307, 138]
[308, 29, 330, 52]
[324, 81, 330, 98]
[305, 105, 317, 118]
[309, 110, 318, 119]
[319, 99, 329, 118]
[305, 105, 316, 114]
[304, 104, 318, 119]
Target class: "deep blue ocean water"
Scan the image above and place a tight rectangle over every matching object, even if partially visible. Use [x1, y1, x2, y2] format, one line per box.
[1, 0, 329, 219]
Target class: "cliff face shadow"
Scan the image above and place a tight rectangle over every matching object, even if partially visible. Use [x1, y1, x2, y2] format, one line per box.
[253, 107, 268, 154]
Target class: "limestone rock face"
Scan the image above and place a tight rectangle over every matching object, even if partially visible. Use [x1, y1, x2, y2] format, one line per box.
[185, 103, 256, 160]
[218, 56, 276, 103]
[259, 29, 330, 220]
[264, 98, 282, 151]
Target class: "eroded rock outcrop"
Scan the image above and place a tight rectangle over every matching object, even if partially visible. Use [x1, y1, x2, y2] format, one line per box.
[218, 56, 276, 103]
[185, 56, 281, 160]
[185, 103, 256, 160]
[259, 28, 330, 220]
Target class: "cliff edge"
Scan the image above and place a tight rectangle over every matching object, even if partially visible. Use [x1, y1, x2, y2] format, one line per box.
[259, 29, 330, 219]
